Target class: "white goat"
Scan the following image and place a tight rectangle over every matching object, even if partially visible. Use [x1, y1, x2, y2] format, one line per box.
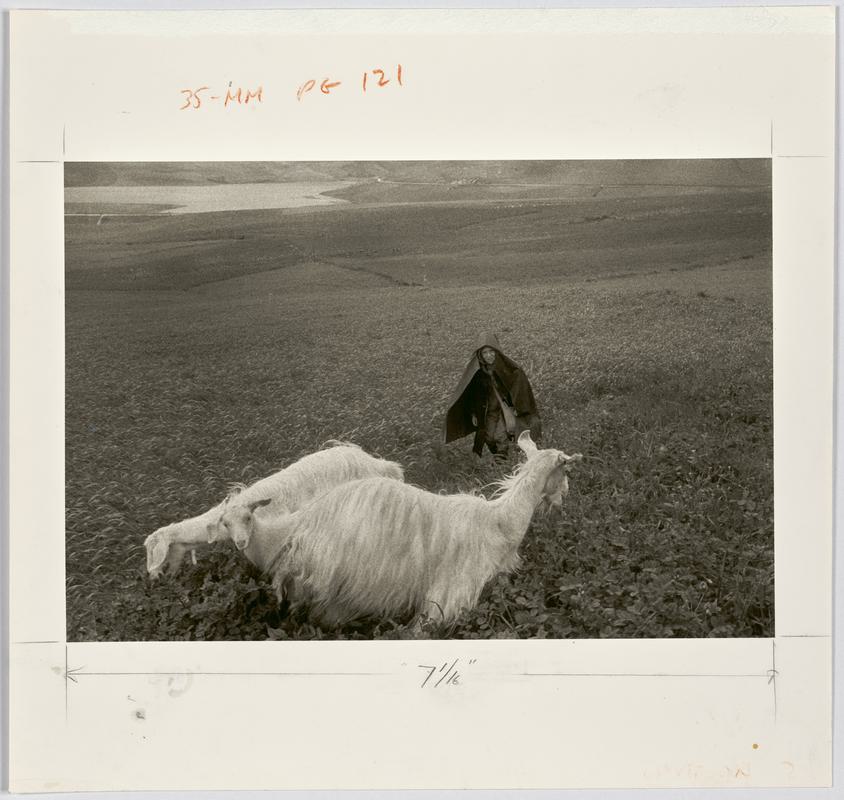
[206, 442, 404, 551]
[220, 431, 582, 626]
[144, 443, 404, 578]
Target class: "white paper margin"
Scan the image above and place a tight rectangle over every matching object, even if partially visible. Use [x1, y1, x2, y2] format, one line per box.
[6, 6, 836, 793]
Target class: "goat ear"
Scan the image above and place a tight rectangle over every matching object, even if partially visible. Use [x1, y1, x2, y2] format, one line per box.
[247, 497, 272, 514]
[517, 430, 538, 456]
[145, 532, 170, 575]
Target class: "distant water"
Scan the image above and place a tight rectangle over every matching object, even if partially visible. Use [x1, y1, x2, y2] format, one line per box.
[64, 182, 353, 215]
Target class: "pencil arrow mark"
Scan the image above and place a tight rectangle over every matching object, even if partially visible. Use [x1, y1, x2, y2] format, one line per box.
[66, 665, 85, 684]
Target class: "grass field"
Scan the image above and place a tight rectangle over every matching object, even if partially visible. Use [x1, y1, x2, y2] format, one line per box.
[65, 161, 773, 641]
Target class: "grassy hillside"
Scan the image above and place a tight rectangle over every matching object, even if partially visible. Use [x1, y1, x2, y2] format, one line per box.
[64, 171, 773, 641]
[65, 186, 769, 291]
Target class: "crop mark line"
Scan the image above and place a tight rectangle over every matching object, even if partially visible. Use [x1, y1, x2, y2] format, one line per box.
[522, 672, 766, 678]
[14, 640, 61, 644]
[63, 670, 390, 677]
[769, 640, 778, 722]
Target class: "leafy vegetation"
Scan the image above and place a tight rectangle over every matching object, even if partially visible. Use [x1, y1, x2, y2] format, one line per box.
[65, 168, 772, 641]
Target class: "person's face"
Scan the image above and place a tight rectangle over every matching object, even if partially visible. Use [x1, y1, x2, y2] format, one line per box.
[480, 347, 496, 366]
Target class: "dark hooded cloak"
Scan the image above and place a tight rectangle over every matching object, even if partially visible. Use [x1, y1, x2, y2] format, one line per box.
[444, 332, 542, 453]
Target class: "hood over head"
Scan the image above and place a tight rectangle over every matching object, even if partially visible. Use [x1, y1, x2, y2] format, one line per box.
[443, 332, 540, 443]
[476, 331, 503, 356]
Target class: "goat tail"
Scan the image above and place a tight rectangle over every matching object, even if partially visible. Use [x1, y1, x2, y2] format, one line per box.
[380, 460, 405, 482]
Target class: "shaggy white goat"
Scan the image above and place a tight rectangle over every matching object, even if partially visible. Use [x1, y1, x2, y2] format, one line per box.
[144, 442, 404, 578]
[206, 443, 404, 551]
[220, 431, 582, 626]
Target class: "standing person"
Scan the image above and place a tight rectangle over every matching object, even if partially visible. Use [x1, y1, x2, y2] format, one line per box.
[444, 332, 542, 461]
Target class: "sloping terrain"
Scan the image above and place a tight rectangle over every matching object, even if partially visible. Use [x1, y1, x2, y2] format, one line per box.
[65, 164, 773, 642]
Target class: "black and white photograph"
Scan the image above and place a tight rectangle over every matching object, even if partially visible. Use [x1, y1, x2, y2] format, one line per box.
[10, 5, 835, 792]
[65, 159, 774, 642]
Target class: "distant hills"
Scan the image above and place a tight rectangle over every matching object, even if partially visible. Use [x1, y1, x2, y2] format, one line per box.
[65, 160, 770, 189]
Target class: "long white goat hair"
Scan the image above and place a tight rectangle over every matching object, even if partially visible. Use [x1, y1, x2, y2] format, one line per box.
[208, 442, 405, 551]
[244, 431, 581, 626]
[144, 442, 404, 577]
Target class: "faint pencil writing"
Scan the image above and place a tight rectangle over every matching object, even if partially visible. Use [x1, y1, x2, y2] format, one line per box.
[417, 658, 476, 688]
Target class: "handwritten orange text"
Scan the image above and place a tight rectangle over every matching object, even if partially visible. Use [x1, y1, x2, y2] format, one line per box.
[179, 82, 264, 111]
[297, 65, 404, 102]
